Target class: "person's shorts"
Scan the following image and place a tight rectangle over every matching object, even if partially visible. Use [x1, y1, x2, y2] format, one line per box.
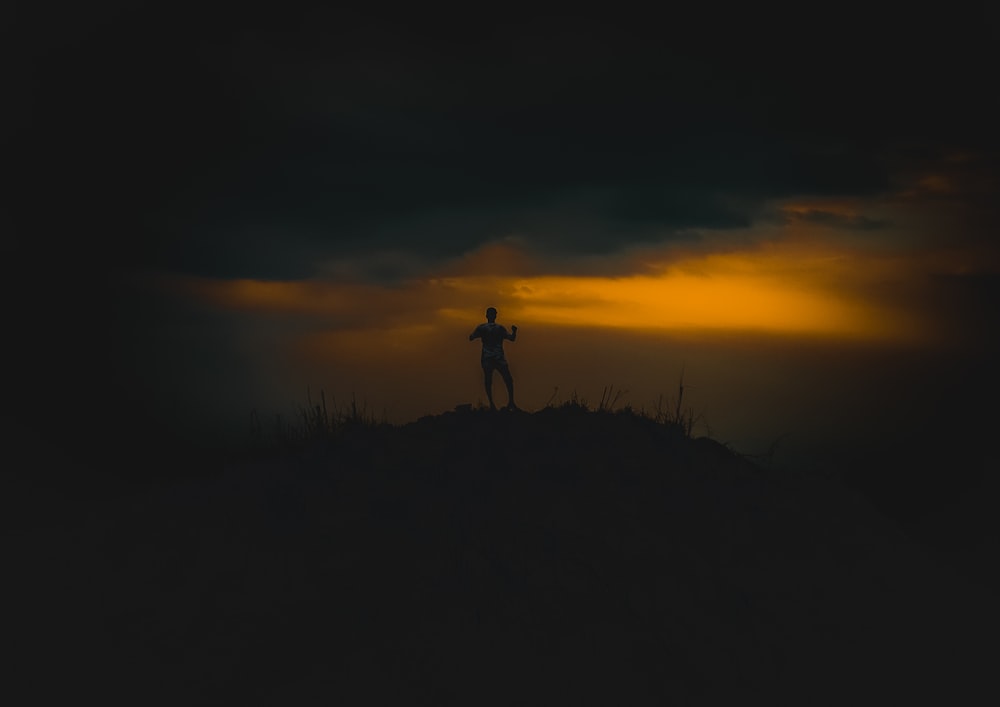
[481, 356, 509, 373]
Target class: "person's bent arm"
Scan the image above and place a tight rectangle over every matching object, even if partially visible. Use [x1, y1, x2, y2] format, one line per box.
[507, 325, 518, 341]
[469, 328, 479, 341]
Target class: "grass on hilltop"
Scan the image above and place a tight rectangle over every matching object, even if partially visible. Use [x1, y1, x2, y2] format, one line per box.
[248, 373, 705, 455]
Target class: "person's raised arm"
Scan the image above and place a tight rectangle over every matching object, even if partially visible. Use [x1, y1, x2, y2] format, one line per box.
[507, 324, 518, 341]
[469, 326, 480, 341]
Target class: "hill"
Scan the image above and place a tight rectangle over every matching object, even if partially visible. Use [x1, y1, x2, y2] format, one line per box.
[10, 406, 998, 705]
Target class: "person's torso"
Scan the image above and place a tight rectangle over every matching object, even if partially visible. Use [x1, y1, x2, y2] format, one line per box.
[478, 323, 506, 358]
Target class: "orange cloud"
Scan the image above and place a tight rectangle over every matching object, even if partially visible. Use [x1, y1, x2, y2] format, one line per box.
[780, 199, 864, 218]
[156, 237, 933, 345]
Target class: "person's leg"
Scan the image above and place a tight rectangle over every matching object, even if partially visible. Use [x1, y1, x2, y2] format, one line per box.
[498, 363, 515, 409]
[483, 365, 497, 410]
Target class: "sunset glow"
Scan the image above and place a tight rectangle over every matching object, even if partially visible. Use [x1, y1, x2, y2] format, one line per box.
[169, 240, 929, 344]
[142, 235, 950, 428]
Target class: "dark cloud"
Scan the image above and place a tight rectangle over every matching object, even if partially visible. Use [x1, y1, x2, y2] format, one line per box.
[788, 210, 889, 231]
[15, 3, 999, 283]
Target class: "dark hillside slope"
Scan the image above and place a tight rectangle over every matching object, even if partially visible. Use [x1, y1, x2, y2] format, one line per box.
[15, 408, 998, 705]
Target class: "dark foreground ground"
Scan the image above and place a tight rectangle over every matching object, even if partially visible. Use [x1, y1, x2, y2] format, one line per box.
[8, 407, 999, 705]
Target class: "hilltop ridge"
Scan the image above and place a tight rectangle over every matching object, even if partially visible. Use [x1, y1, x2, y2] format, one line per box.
[14, 406, 998, 705]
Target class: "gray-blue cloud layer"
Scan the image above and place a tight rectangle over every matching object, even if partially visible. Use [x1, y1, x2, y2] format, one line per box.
[18, 4, 999, 279]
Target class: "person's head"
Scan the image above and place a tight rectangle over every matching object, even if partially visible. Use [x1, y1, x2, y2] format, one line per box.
[486, 307, 497, 322]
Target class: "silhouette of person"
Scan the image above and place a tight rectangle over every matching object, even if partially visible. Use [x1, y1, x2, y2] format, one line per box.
[469, 307, 518, 411]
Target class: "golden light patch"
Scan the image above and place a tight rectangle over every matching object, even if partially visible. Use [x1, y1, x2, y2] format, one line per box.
[476, 244, 921, 340]
[502, 273, 867, 335]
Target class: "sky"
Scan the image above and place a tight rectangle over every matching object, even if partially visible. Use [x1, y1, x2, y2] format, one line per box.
[10, 4, 1000, 484]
